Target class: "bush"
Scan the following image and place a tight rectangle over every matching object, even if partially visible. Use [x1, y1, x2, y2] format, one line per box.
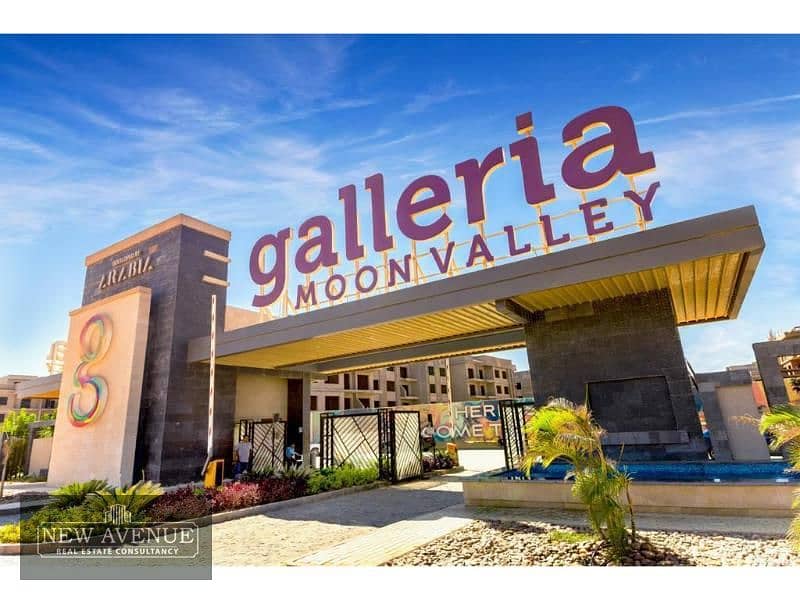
[1, 504, 109, 544]
[51, 479, 110, 509]
[147, 486, 211, 522]
[208, 478, 298, 512]
[87, 480, 163, 521]
[307, 464, 379, 495]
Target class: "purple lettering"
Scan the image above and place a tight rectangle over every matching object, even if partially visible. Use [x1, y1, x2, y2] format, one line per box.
[579, 198, 614, 236]
[455, 147, 505, 224]
[396, 175, 452, 241]
[562, 106, 655, 191]
[623, 181, 660, 222]
[250, 227, 292, 308]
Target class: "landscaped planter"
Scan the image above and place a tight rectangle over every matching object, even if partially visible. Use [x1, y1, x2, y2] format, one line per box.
[0, 480, 388, 556]
[463, 475, 796, 517]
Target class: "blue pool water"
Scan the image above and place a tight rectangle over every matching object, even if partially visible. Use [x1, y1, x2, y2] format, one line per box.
[501, 461, 800, 483]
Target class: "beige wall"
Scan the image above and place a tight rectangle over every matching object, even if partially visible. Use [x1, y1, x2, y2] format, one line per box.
[235, 371, 287, 420]
[29, 437, 53, 477]
[717, 385, 770, 461]
[48, 287, 151, 487]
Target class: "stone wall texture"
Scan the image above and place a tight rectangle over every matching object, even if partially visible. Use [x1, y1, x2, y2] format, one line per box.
[524, 289, 706, 461]
[83, 225, 234, 484]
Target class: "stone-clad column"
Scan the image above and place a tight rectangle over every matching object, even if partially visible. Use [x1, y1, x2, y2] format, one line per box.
[524, 289, 706, 461]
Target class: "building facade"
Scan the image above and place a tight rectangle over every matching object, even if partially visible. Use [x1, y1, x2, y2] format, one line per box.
[0, 375, 58, 424]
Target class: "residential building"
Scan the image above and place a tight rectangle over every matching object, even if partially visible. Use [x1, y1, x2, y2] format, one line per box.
[309, 355, 519, 411]
[0, 374, 58, 424]
[514, 369, 533, 397]
[45, 340, 67, 375]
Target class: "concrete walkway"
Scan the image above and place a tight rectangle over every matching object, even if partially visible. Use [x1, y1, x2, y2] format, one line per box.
[210, 477, 464, 565]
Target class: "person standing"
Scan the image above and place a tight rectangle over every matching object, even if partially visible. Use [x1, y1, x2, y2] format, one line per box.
[235, 435, 252, 475]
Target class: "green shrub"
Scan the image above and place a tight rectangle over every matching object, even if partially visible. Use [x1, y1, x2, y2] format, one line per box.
[87, 480, 163, 521]
[307, 464, 379, 495]
[51, 479, 110, 508]
[2, 504, 109, 544]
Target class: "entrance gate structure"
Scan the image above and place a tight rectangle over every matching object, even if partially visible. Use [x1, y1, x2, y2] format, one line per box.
[499, 398, 538, 472]
[237, 418, 286, 473]
[320, 408, 423, 483]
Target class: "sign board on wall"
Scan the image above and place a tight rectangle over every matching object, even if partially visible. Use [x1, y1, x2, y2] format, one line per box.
[417, 400, 502, 448]
[48, 286, 152, 487]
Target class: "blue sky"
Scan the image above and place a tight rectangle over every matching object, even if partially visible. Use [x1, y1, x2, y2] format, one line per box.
[1, 34, 800, 376]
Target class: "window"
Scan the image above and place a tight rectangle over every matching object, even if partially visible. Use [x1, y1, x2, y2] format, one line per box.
[0, 414, 4, 423]
[20, 399, 31, 409]
[387, 401, 396, 407]
[496, 385, 502, 394]
[325, 374, 339, 384]
[386, 381, 395, 392]
[480, 386, 486, 396]
[478, 370, 484, 379]
[0, 397, 7, 406]
[45, 399, 57, 409]
[428, 366, 435, 376]
[357, 374, 369, 390]
[495, 369, 500, 378]
[359, 398, 370, 408]
[439, 367, 446, 377]
[468, 368, 475, 378]
[504, 386, 510, 395]
[310, 395, 318, 411]
[429, 383, 436, 393]
[469, 384, 476, 396]
[441, 384, 448, 394]
[502, 370, 507, 378]
[324, 396, 339, 410]
[344, 398, 352, 410]
[386, 366, 395, 372]
[516, 382, 522, 390]
[343, 374, 351, 389]
[373, 379, 379, 391]
[399, 367, 408, 378]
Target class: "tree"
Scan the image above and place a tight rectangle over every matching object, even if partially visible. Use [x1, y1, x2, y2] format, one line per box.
[1, 409, 37, 438]
[756, 404, 800, 550]
[521, 397, 635, 556]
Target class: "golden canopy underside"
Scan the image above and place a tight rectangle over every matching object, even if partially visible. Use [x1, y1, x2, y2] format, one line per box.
[214, 251, 746, 371]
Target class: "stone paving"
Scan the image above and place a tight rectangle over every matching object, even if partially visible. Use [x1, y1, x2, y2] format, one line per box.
[209, 478, 464, 566]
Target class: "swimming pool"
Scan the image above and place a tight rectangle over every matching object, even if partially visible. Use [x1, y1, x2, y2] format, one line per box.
[502, 460, 800, 483]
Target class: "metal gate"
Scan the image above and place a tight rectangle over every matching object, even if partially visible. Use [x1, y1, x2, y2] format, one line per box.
[320, 408, 422, 483]
[498, 398, 538, 472]
[238, 418, 286, 473]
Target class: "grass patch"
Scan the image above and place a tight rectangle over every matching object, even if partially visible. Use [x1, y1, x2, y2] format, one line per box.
[547, 530, 596, 544]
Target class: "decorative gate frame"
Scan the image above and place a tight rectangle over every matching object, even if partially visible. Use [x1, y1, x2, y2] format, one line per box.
[498, 398, 538, 472]
[237, 418, 286, 473]
[320, 408, 423, 483]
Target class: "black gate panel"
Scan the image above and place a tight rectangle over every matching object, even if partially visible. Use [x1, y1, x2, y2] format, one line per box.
[320, 408, 423, 483]
[391, 410, 423, 481]
[320, 411, 380, 471]
[238, 418, 286, 473]
[499, 399, 538, 472]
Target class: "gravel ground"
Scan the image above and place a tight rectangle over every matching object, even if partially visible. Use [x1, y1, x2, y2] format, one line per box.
[387, 519, 800, 567]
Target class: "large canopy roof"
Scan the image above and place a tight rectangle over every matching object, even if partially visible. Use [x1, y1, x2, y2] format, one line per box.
[187, 206, 764, 374]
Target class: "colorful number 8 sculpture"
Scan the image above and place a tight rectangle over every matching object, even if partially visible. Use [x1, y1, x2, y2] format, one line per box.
[67, 314, 112, 427]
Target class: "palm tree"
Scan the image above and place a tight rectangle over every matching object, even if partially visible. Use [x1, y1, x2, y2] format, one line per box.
[521, 398, 635, 556]
[757, 404, 800, 550]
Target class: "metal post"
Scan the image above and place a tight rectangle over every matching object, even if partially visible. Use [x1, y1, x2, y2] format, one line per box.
[203, 294, 217, 477]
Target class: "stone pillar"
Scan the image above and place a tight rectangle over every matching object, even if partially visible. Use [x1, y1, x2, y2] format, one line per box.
[524, 289, 706, 461]
[753, 339, 800, 407]
[82, 218, 232, 484]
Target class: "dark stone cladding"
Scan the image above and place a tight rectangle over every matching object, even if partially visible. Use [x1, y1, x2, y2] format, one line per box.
[82, 224, 234, 484]
[524, 288, 706, 461]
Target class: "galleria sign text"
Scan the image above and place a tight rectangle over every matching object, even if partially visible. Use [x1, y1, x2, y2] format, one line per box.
[249, 105, 660, 310]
